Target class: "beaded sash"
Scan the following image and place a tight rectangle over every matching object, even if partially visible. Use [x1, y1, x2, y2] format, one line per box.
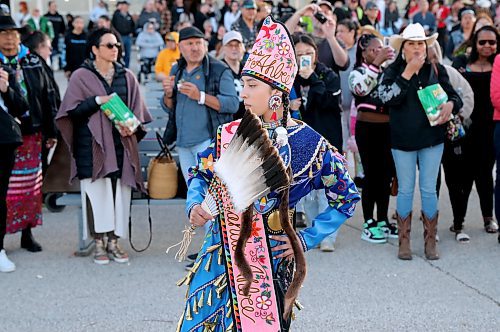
[215, 121, 281, 331]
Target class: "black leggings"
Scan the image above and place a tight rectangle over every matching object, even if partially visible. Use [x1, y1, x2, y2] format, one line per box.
[463, 124, 495, 218]
[0, 144, 17, 250]
[441, 140, 469, 229]
[355, 121, 394, 222]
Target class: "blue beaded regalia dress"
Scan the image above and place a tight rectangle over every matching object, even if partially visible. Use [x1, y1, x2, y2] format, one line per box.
[176, 120, 360, 332]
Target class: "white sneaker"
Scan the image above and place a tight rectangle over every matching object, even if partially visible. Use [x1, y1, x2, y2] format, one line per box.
[0, 249, 16, 272]
[320, 238, 335, 252]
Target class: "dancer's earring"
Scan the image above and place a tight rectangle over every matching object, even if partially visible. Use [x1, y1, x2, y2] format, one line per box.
[268, 94, 282, 121]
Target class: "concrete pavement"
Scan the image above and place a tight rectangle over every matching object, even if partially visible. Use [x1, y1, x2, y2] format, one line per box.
[1, 57, 499, 332]
[1, 185, 499, 332]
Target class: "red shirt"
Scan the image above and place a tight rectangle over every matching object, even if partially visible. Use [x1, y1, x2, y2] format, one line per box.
[436, 5, 450, 29]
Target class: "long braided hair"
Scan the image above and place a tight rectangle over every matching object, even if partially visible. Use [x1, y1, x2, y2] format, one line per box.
[233, 91, 306, 319]
[354, 33, 379, 68]
[279, 92, 307, 320]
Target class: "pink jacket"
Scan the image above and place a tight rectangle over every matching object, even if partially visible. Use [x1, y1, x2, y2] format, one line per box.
[491, 54, 500, 121]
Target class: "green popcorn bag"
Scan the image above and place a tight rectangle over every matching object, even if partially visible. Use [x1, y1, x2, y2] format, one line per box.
[417, 83, 449, 126]
[100, 93, 141, 132]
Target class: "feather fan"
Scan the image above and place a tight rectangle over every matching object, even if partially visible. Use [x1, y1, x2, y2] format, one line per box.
[201, 110, 289, 216]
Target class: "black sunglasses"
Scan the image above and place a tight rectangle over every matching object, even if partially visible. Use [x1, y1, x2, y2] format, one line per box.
[478, 40, 497, 46]
[99, 42, 121, 49]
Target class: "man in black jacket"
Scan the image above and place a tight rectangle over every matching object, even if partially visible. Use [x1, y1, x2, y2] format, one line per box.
[112, 1, 135, 67]
[44, 1, 66, 69]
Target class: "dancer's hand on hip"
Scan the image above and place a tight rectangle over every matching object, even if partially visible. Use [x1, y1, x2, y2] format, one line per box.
[190, 204, 213, 227]
[270, 235, 294, 259]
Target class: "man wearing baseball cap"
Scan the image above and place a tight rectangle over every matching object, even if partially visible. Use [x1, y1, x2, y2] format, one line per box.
[162, 26, 238, 270]
[230, 0, 258, 51]
[359, 1, 380, 30]
[162, 26, 238, 181]
[222, 31, 245, 119]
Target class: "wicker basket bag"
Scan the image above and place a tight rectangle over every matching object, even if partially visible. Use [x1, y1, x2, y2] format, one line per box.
[147, 133, 178, 199]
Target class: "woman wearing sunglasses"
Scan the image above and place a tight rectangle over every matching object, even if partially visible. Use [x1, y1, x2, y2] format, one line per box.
[56, 28, 152, 265]
[452, 26, 500, 235]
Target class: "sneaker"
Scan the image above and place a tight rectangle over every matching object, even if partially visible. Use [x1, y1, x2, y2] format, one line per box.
[107, 239, 129, 263]
[319, 238, 335, 252]
[295, 212, 307, 228]
[93, 239, 110, 265]
[378, 221, 398, 239]
[187, 253, 198, 262]
[0, 249, 15, 273]
[361, 220, 387, 244]
[185, 262, 194, 271]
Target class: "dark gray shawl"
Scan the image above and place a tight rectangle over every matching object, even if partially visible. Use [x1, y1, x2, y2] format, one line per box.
[56, 65, 152, 192]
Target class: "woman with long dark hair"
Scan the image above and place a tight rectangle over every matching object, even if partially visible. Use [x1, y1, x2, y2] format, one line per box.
[452, 25, 500, 234]
[349, 33, 396, 244]
[176, 17, 359, 331]
[56, 29, 151, 265]
[378, 23, 463, 260]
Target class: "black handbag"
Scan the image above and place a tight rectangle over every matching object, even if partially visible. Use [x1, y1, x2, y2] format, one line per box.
[162, 106, 177, 147]
[0, 109, 22, 146]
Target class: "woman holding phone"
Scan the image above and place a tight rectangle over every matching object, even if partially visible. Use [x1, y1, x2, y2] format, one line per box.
[292, 33, 343, 251]
[349, 33, 397, 244]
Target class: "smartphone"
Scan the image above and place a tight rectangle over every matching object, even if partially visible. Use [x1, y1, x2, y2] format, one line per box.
[300, 55, 312, 69]
[314, 12, 328, 24]
[383, 37, 390, 47]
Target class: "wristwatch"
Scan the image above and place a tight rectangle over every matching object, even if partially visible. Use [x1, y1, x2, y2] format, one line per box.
[95, 96, 102, 105]
[198, 91, 206, 105]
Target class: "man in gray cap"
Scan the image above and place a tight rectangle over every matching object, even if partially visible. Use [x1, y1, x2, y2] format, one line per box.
[162, 26, 238, 270]
[222, 30, 245, 119]
[230, 0, 258, 51]
[359, 1, 380, 30]
[162, 26, 238, 182]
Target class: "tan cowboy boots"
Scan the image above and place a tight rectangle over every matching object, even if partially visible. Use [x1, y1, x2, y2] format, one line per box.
[396, 213, 412, 260]
[396, 212, 440, 260]
[422, 212, 439, 260]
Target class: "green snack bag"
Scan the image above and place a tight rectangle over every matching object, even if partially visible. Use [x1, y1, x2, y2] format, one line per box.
[417, 83, 449, 126]
[100, 93, 140, 132]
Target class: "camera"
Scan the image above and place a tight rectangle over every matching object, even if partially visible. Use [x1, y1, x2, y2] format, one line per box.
[314, 12, 328, 24]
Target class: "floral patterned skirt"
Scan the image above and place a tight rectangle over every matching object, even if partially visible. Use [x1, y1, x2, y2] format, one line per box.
[6, 133, 43, 234]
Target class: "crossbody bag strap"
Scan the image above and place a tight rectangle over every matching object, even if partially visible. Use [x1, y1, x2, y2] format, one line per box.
[128, 198, 152, 252]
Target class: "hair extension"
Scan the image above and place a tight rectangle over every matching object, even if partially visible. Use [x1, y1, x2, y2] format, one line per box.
[354, 33, 378, 67]
[234, 206, 254, 295]
[281, 93, 290, 128]
[279, 167, 306, 321]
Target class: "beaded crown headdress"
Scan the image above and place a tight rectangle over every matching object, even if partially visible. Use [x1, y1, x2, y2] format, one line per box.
[242, 16, 298, 94]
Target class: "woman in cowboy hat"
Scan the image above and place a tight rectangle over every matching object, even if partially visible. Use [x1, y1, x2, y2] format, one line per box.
[378, 23, 463, 261]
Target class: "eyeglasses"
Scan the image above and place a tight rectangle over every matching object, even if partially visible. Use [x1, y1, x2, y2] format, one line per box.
[99, 42, 121, 49]
[478, 40, 497, 46]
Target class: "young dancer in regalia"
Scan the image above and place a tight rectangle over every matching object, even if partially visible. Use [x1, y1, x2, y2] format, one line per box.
[175, 16, 360, 331]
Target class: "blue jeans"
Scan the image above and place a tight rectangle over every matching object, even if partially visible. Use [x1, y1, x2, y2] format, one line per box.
[177, 139, 212, 184]
[392, 144, 444, 219]
[121, 35, 132, 68]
